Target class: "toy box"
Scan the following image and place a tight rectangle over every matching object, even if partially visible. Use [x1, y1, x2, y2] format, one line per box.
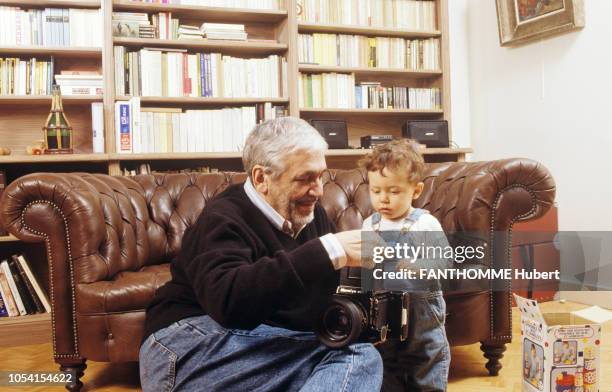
[514, 294, 601, 392]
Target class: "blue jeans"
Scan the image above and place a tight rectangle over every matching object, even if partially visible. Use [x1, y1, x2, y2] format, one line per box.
[378, 291, 450, 392]
[139, 315, 383, 392]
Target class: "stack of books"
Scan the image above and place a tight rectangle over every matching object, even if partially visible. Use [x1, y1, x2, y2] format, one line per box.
[0, 254, 51, 317]
[54, 71, 103, 95]
[178, 25, 204, 40]
[112, 12, 153, 38]
[200, 23, 247, 41]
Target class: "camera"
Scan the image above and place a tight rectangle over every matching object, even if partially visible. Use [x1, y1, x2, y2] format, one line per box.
[316, 268, 410, 348]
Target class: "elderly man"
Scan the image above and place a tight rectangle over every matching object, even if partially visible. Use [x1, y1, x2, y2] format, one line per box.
[140, 117, 383, 391]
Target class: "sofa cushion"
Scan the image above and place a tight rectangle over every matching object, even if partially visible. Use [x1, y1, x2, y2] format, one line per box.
[76, 263, 171, 314]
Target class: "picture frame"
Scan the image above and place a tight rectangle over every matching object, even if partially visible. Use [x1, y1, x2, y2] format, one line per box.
[496, 0, 585, 46]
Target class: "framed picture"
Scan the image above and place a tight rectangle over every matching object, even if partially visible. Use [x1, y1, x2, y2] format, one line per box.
[496, 0, 585, 46]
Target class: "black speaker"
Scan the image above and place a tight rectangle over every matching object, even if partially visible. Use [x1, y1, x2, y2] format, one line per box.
[310, 120, 348, 149]
[402, 120, 449, 148]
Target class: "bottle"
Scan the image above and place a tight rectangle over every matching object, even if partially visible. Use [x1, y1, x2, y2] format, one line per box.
[44, 85, 73, 153]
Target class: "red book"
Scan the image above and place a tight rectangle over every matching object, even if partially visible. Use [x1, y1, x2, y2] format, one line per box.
[183, 53, 190, 95]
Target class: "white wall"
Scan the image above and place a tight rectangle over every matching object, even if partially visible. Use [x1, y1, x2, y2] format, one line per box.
[449, 0, 612, 231]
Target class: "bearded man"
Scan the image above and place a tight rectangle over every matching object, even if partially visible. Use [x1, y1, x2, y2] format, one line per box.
[140, 117, 383, 392]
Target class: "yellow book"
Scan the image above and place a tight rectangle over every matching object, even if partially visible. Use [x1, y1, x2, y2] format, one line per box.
[313, 34, 322, 65]
[368, 37, 377, 68]
[166, 113, 173, 153]
[161, 52, 168, 97]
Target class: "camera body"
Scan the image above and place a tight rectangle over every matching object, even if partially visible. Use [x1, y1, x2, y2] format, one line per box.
[317, 282, 410, 348]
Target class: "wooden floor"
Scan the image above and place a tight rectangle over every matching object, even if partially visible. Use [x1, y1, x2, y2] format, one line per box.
[1, 301, 610, 391]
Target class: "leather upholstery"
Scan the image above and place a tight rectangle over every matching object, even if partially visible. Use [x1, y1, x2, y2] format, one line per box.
[0, 159, 555, 364]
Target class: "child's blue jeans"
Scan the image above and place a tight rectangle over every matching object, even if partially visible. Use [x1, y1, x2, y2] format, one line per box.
[378, 290, 450, 392]
[139, 315, 383, 392]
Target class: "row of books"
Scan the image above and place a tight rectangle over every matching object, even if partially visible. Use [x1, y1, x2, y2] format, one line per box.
[0, 254, 51, 317]
[125, 0, 281, 9]
[115, 98, 286, 154]
[297, 0, 437, 31]
[113, 12, 248, 41]
[354, 84, 441, 110]
[114, 47, 287, 98]
[299, 73, 441, 110]
[0, 7, 102, 47]
[0, 57, 54, 95]
[298, 34, 440, 70]
[120, 164, 221, 176]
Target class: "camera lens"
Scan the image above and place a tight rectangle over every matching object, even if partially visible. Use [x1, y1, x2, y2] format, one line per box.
[317, 295, 366, 348]
[323, 305, 352, 339]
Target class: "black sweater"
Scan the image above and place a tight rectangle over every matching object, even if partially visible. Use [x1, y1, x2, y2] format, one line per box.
[143, 184, 340, 340]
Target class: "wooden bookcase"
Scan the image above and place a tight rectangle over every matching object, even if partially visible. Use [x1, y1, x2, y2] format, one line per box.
[0, 0, 468, 343]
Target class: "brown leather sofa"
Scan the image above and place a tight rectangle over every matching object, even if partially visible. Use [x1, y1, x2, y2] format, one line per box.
[0, 158, 555, 391]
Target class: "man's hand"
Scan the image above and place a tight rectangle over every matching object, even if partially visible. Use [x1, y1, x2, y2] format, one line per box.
[334, 230, 385, 268]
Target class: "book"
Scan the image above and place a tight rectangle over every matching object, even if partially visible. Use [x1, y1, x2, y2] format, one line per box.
[7, 257, 37, 314]
[0, 288, 7, 317]
[0, 270, 18, 317]
[0, 260, 26, 315]
[10, 255, 43, 314]
[91, 102, 105, 153]
[115, 101, 132, 153]
[16, 255, 50, 313]
[0, 170, 5, 236]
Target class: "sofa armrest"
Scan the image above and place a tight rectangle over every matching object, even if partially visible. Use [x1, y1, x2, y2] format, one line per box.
[421, 158, 555, 342]
[0, 172, 121, 359]
[421, 158, 556, 233]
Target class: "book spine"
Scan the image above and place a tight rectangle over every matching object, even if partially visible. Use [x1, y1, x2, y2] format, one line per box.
[1, 260, 26, 315]
[8, 257, 37, 314]
[115, 101, 132, 153]
[91, 102, 105, 153]
[0, 271, 18, 317]
[0, 170, 5, 236]
[16, 255, 50, 313]
[199, 53, 205, 97]
[11, 256, 43, 313]
[0, 288, 7, 317]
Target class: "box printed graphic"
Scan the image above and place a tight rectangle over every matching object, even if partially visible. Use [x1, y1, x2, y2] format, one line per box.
[514, 294, 601, 392]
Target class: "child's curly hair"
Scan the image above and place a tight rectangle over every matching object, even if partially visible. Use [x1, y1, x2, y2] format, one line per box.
[358, 139, 425, 184]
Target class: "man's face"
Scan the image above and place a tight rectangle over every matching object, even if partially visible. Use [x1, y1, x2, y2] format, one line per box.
[265, 150, 327, 228]
[367, 167, 423, 221]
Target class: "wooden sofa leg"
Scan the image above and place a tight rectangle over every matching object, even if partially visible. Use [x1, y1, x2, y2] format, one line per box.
[59, 359, 87, 392]
[480, 342, 506, 376]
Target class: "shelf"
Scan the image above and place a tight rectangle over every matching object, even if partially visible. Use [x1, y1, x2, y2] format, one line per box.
[0, 312, 51, 347]
[298, 64, 442, 77]
[114, 37, 287, 55]
[0, 234, 19, 243]
[300, 108, 444, 115]
[115, 96, 288, 105]
[0, 0, 100, 8]
[298, 22, 441, 38]
[325, 148, 473, 157]
[0, 46, 102, 58]
[109, 149, 471, 162]
[0, 95, 103, 105]
[112, 0, 287, 23]
[0, 153, 109, 164]
[110, 152, 241, 161]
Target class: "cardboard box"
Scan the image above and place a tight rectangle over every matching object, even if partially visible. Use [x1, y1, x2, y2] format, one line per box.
[514, 295, 602, 392]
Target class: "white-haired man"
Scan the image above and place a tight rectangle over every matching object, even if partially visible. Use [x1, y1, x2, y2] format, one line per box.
[140, 117, 383, 391]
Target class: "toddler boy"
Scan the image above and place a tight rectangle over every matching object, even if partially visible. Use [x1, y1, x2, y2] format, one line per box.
[359, 139, 451, 392]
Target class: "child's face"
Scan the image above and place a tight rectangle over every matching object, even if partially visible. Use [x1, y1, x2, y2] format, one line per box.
[368, 167, 424, 220]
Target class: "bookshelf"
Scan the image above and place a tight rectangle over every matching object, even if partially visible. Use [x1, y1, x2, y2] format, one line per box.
[0, 0, 468, 343]
[0, 0, 466, 173]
